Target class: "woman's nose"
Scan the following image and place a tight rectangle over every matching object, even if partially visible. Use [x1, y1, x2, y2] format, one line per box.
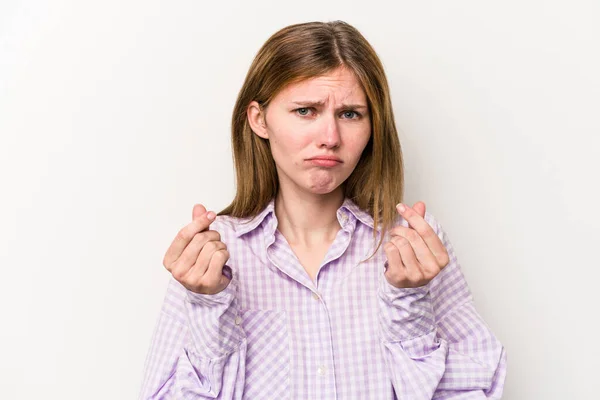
[318, 115, 341, 148]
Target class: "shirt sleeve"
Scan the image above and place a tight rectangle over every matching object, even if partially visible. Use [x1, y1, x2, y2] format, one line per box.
[377, 212, 507, 399]
[138, 265, 247, 399]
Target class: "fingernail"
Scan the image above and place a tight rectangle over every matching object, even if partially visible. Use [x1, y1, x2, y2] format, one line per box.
[396, 203, 406, 213]
[206, 211, 216, 221]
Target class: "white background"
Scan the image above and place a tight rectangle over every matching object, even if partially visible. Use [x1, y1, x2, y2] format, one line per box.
[1, 0, 599, 398]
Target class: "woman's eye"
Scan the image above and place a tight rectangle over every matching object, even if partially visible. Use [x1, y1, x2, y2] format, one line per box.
[342, 111, 360, 119]
[296, 108, 311, 116]
[294, 108, 361, 119]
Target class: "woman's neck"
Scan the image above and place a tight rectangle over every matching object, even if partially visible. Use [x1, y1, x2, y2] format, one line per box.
[274, 188, 344, 248]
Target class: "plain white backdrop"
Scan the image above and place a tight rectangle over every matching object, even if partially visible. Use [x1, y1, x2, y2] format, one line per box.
[1, 0, 599, 398]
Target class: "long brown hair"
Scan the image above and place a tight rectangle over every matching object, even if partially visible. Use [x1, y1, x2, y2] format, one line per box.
[219, 20, 404, 258]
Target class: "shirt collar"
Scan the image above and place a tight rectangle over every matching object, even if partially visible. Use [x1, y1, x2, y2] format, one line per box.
[339, 197, 376, 231]
[233, 199, 276, 237]
[233, 197, 377, 238]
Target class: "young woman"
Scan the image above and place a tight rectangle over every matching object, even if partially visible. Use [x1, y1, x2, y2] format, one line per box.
[139, 21, 507, 399]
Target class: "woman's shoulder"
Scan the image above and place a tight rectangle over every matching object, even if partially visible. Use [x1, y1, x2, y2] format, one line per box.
[211, 200, 275, 240]
[209, 214, 240, 238]
[210, 213, 267, 242]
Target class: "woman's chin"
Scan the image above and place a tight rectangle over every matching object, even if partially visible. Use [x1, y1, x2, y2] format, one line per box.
[306, 182, 342, 195]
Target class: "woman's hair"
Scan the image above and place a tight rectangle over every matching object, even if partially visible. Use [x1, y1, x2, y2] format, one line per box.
[219, 20, 404, 258]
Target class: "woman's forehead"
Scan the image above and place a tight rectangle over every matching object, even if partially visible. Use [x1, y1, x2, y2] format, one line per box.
[275, 69, 366, 103]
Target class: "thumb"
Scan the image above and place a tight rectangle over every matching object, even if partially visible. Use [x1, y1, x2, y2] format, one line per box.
[412, 201, 426, 218]
[192, 203, 207, 221]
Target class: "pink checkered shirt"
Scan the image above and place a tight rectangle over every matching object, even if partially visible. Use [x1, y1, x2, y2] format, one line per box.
[139, 197, 507, 399]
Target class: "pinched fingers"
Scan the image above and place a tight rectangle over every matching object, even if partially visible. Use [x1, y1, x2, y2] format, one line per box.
[182, 246, 230, 295]
[394, 204, 449, 268]
[168, 232, 223, 277]
[163, 216, 218, 269]
[187, 239, 228, 278]
[384, 234, 441, 288]
[390, 225, 441, 273]
[203, 249, 231, 289]
[384, 238, 422, 288]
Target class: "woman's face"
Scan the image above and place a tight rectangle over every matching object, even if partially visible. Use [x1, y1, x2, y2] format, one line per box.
[247, 67, 372, 197]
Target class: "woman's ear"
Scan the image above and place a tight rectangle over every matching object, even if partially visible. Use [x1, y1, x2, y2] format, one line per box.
[247, 101, 269, 139]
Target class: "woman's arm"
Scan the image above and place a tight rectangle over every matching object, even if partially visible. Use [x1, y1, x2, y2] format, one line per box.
[138, 271, 246, 400]
[377, 213, 507, 399]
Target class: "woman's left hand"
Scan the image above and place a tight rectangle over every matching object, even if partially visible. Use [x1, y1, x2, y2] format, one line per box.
[383, 202, 450, 289]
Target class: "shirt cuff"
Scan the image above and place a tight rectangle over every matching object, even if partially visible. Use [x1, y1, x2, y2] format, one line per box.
[184, 265, 245, 358]
[377, 268, 436, 342]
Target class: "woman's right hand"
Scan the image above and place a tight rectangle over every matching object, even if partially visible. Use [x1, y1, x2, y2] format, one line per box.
[162, 204, 231, 295]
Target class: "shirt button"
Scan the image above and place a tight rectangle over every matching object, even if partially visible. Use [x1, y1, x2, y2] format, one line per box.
[312, 292, 320, 300]
[234, 315, 242, 325]
[317, 365, 327, 376]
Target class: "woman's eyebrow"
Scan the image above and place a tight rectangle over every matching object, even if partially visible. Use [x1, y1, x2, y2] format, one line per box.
[290, 100, 368, 110]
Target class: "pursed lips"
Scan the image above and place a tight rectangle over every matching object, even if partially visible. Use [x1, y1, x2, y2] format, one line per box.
[306, 156, 343, 167]
[307, 156, 342, 162]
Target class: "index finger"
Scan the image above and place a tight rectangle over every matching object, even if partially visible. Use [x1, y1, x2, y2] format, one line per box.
[163, 212, 216, 267]
[396, 204, 447, 266]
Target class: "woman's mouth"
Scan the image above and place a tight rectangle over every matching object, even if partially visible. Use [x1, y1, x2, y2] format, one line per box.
[306, 156, 343, 167]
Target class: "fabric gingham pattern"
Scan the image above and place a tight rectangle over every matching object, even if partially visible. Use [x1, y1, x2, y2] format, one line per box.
[139, 197, 507, 399]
